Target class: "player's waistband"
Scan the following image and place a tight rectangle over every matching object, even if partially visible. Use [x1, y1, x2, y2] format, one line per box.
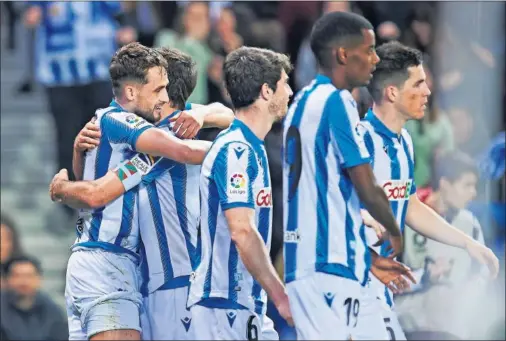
[285, 263, 369, 286]
[72, 241, 140, 261]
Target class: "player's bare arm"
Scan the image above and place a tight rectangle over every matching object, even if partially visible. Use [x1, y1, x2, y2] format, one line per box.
[347, 163, 403, 256]
[50, 169, 124, 209]
[135, 128, 211, 165]
[170, 103, 234, 139]
[406, 194, 499, 278]
[224, 207, 294, 326]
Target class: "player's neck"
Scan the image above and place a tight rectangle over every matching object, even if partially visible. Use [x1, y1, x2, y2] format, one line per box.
[320, 68, 353, 91]
[114, 97, 137, 114]
[235, 107, 273, 141]
[372, 103, 406, 135]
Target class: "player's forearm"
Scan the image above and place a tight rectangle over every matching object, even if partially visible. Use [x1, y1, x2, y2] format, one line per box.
[360, 185, 401, 237]
[72, 149, 85, 181]
[201, 103, 234, 129]
[136, 129, 211, 165]
[406, 195, 472, 249]
[53, 172, 125, 209]
[230, 222, 287, 306]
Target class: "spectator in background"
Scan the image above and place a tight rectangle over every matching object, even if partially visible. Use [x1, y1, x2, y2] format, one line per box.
[398, 151, 499, 340]
[1, 214, 23, 273]
[0, 256, 68, 340]
[405, 64, 454, 188]
[155, 2, 213, 105]
[23, 2, 136, 221]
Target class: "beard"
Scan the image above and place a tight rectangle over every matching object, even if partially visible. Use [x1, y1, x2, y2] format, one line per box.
[134, 106, 157, 124]
[268, 98, 288, 122]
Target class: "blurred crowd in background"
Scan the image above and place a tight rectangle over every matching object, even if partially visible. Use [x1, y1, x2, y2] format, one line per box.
[0, 1, 504, 340]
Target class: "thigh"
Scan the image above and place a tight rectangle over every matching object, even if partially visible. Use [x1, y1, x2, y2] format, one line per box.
[261, 315, 279, 341]
[214, 309, 262, 341]
[286, 273, 353, 340]
[65, 284, 87, 341]
[66, 250, 142, 338]
[191, 305, 219, 340]
[352, 289, 389, 341]
[383, 308, 407, 341]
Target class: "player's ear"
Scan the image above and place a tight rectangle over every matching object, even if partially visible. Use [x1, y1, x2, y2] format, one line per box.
[260, 83, 273, 101]
[124, 84, 137, 102]
[385, 85, 397, 103]
[335, 46, 347, 65]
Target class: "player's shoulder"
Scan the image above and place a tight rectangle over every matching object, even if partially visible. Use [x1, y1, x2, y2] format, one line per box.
[100, 109, 151, 131]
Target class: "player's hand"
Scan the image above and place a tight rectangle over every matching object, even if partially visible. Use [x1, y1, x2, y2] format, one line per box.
[387, 234, 403, 258]
[275, 295, 294, 327]
[464, 239, 500, 279]
[49, 169, 69, 202]
[370, 255, 416, 294]
[74, 118, 101, 153]
[170, 110, 204, 140]
[361, 209, 386, 242]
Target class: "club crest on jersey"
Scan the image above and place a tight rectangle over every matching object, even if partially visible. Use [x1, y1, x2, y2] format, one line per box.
[228, 173, 247, 195]
[382, 179, 412, 200]
[255, 187, 272, 207]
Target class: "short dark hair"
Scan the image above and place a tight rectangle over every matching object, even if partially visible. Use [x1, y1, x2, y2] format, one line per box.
[155, 47, 197, 110]
[4, 255, 42, 276]
[310, 11, 373, 69]
[109, 42, 168, 96]
[368, 41, 423, 103]
[223, 46, 292, 110]
[432, 151, 479, 190]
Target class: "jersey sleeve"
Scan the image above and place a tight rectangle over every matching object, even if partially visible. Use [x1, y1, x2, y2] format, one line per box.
[101, 112, 153, 150]
[328, 91, 370, 169]
[112, 153, 164, 190]
[212, 142, 259, 210]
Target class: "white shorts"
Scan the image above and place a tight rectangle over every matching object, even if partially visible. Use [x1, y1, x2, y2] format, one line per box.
[65, 249, 142, 340]
[191, 304, 267, 340]
[140, 285, 194, 340]
[287, 272, 389, 340]
[261, 315, 279, 340]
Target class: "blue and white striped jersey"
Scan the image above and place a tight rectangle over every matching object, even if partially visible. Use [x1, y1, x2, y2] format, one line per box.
[188, 119, 273, 315]
[137, 107, 202, 295]
[73, 100, 153, 258]
[33, 2, 120, 86]
[358, 109, 417, 307]
[282, 74, 371, 286]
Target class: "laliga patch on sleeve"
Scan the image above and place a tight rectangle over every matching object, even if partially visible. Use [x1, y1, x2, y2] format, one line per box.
[227, 172, 249, 200]
[112, 112, 152, 130]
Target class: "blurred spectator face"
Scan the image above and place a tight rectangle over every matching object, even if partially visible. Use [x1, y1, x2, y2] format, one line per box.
[395, 64, 431, 120]
[7, 261, 41, 298]
[269, 71, 293, 121]
[323, 1, 350, 14]
[1, 223, 14, 264]
[217, 8, 236, 37]
[183, 2, 210, 41]
[345, 30, 380, 88]
[440, 172, 478, 210]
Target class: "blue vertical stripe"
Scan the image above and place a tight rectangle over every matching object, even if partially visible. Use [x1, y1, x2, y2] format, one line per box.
[284, 81, 319, 283]
[315, 100, 331, 266]
[50, 60, 62, 84]
[146, 182, 174, 283]
[114, 187, 137, 246]
[339, 177, 356, 273]
[69, 58, 80, 83]
[169, 165, 197, 269]
[203, 149, 228, 298]
[139, 240, 150, 296]
[87, 58, 97, 80]
[251, 147, 271, 314]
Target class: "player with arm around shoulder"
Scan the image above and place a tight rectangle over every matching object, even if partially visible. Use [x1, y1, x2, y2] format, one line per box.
[359, 41, 499, 340]
[187, 46, 294, 340]
[50, 43, 213, 341]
